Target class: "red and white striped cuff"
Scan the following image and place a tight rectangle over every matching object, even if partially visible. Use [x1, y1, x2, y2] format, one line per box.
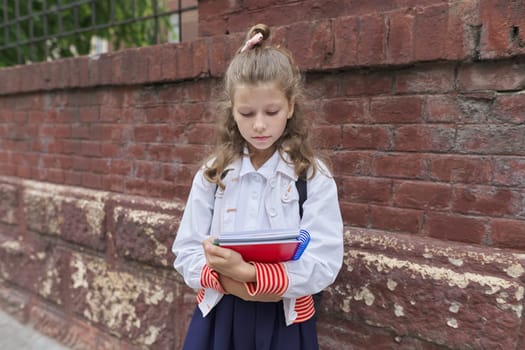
[200, 264, 226, 294]
[244, 262, 289, 296]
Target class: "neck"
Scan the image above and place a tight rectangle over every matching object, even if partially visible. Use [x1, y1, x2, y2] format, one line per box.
[249, 146, 276, 170]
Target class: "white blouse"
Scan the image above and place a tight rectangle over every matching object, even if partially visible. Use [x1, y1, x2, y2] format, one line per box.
[172, 150, 344, 325]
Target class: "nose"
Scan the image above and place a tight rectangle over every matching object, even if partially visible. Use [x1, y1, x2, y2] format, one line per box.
[253, 114, 266, 132]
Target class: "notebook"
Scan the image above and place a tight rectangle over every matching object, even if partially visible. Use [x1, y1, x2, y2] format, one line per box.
[213, 229, 310, 263]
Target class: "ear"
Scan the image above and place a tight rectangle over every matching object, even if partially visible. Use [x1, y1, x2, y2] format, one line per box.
[287, 98, 295, 119]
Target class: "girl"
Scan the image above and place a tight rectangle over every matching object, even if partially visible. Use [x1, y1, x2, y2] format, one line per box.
[172, 23, 344, 350]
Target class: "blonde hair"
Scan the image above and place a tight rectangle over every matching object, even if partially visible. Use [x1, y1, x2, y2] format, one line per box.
[204, 24, 320, 188]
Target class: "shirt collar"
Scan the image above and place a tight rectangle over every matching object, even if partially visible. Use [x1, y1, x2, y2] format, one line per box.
[239, 147, 280, 180]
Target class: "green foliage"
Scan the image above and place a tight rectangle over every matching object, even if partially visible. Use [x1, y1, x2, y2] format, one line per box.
[0, 0, 173, 67]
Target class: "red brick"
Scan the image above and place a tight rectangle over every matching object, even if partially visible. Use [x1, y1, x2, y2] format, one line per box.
[147, 45, 163, 82]
[110, 159, 132, 176]
[340, 202, 369, 227]
[426, 94, 494, 124]
[64, 171, 83, 186]
[413, 5, 447, 61]
[173, 144, 208, 164]
[186, 80, 214, 102]
[429, 155, 493, 184]
[342, 125, 391, 150]
[394, 125, 455, 152]
[162, 163, 193, 183]
[425, 212, 486, 244]
[90, 124, 124, 141]
[311, 125, 340, 149]
[395, 64, 455, 93]
[490, 219, 525, 249]
[494, 157, 525, 187]
[90, 158, 110, 174]
[456, 125, 525, 155]
[459, 61, 525, 92]
[209, 36, 228, 77]
[135, 161, 162, 179]
[387, 11, 414, 64]
[81, 141, 102, 157]
[332, 151, 372, 177]
[372, 153, 425, 179]
[158, 125, 185, 142]
[78, 106, 99, 122]
[321, 98, 367, 124]
[171, 103, 207, 124]
[160, 43, 178, 81]
[47, 169, 65, 183]
[177, 41, 194, 80]
[145, 106, 171, 123]
[134, 125, 159, 143]
[148, 145, 174, 163]
[71, 125, 90, 139]
[341, 72, 393, 96]
[28, 304, 67, 342]
[100, 143, 121, 158]
[186, 123, 217, 145]
[287, 20, 334, 70]
[97, 54, 114, 86]
[72, 156, 90, 171]
[101, 106, 130, 123]
[192, 38, 209, 78]
[40, 124, 71, 138]
[479, 0, 525, 59]
[342, 176, 392, 204]
[370, 96, 423, 123]
[329, 16, 359, 69]
[453, 185, 521, 217]
[370, 205, 423, 233]
[492, 94, 525, 124]
[413, 3, 469, 61]
[393, 180, 452, 210]
[81, 172, 102, 189]
[357, 14, 386, 65]
[125, 144, 146, 160]
[102, 174, 126, 193]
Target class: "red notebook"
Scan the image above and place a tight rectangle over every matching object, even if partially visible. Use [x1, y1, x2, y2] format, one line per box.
[213, 229, 310, 263]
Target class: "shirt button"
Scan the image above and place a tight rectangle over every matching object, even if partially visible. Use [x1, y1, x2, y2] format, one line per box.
[251, 191, 258, 199]
[253, 175, 261, 183]
[270, 179, 276, 188]
[268, 208, 277, 217]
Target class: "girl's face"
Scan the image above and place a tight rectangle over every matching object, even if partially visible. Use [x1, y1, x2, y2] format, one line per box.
[232, 81, 294, 166]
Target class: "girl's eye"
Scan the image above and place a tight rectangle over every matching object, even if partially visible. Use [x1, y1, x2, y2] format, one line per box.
[267, 110, 279, 116]
[239, 112, 254, 117]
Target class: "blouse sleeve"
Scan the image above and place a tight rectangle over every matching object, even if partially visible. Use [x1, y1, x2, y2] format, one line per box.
[172, 168, 216, 290]
[283, 162, 344, 298]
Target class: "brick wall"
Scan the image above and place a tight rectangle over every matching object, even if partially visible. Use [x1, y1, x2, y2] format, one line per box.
[1, 0, 525, 349]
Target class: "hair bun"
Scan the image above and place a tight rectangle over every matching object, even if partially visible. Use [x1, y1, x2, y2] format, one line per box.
[247, 23, 270, 42]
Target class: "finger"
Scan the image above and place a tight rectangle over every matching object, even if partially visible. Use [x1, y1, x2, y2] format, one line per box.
[204, 240, 232, 260]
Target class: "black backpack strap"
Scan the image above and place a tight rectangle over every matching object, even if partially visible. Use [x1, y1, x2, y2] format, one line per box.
[295, 176, 307, 219]
[214, 169, 232, 193]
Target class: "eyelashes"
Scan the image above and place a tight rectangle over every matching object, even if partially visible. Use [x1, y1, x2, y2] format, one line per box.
[238, 110, 280, 117]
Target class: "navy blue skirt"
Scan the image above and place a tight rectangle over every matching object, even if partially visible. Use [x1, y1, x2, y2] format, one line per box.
[182, 295, 319, 350]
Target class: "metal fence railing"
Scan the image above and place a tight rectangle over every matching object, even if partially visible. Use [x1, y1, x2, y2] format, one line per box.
[0, 0, 198, 67]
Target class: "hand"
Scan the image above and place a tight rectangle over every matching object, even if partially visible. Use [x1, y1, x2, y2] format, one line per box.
[203, 238, 256, 282]
[219, 275, 282, 302]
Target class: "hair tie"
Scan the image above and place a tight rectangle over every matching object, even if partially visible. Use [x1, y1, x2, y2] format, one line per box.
[240, 32, 263, 53]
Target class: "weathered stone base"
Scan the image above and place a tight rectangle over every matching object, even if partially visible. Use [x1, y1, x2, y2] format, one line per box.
[1, 176, 525, 349]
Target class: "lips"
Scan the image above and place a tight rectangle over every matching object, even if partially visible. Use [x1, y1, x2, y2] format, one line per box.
[253, 136, 271, 141]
